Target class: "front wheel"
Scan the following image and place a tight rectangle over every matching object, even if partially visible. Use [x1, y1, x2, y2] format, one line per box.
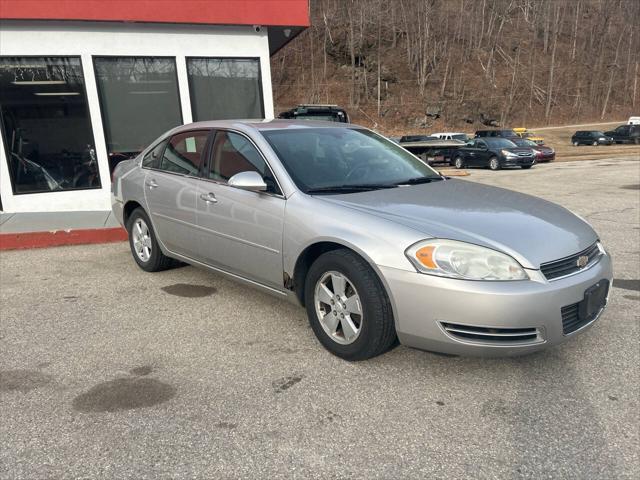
[489, 157, 501, 171]
[573, 141, 579, 146]
[592, 141, 598, 146]
[126, 208, 178, 272]
[304, 249, 396, 361]
[454, 157, 465, 169]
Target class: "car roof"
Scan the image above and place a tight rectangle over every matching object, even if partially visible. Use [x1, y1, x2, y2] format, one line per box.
[173, 119, 358, 133]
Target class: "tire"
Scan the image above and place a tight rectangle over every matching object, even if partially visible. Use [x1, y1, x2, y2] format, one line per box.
[521, 165, 532, 169]
[634, 138, 639, 145]
[454, 157, 465, 169]
[573, 141, 579, 146]
[592, 141, 598, 146]
[126, 208, 178, 272]
[489, 157, 501, 171]
[304, 249, 396, 361]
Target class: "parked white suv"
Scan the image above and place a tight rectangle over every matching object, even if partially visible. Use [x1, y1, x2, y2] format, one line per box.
[628, 116, 640, 125]
[430, 132, 469, 141]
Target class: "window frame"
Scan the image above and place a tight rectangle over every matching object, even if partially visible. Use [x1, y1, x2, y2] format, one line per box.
[0, 55, 100, 196]
[201, 128, 284, 198]
[92, 55, 184, 164]
[185, 56, 265, 122]
[141, 129, 213, 179]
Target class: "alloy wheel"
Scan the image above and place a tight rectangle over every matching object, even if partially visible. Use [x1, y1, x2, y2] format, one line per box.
[314, 271, 363, 345]
[132, 218, 152, 262]
[489, 158, 500, 170]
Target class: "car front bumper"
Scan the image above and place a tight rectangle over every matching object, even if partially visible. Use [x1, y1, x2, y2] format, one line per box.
[502, 156, 535, 166]
[380, 253, 613, 356]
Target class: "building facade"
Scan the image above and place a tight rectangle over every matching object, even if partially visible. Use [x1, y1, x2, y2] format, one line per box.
[0, 0, 308, 213]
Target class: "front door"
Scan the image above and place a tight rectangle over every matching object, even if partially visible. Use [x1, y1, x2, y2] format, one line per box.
[195, 130, 285, 289]
[144, 130, 210, 259]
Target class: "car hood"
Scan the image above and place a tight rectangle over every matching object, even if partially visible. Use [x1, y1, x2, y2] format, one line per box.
[320, 179, 597, 269]
[504, 147, 534, 154]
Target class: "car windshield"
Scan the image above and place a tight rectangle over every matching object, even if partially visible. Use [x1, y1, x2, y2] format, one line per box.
[511, 138, 537, 147]
[262, 127, 442, 193]
[485, 138, 518, 148]
[452, 134, 468, 141]
[593, 131, 606, 136]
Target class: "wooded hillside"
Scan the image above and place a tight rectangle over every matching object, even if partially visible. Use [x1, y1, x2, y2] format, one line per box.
[271, 0, 640, 134]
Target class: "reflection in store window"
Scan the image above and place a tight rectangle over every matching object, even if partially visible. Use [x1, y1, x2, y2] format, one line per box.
[0, 57, 100, 194]
[93, 57, 183, 173]
[187, 58, 263, 121]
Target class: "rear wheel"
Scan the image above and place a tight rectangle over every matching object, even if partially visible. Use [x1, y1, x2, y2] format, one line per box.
[454, 157, 465, 169]
[304, 249, 396, 361]
[489, 157, 500, 171]
[126, 208, 178, 272]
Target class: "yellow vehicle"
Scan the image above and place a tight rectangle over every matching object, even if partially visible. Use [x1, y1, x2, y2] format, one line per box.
[513, 128, 545, 145]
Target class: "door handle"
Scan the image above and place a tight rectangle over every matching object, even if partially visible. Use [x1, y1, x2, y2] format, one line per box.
[145, 179, 158, 189]
[200, 192, 218, 204]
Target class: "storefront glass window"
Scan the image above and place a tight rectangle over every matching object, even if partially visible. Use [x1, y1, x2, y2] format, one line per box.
[0, 57, 100, 194]
[187, 58, 263, 121]
[93, 57, 183, 172]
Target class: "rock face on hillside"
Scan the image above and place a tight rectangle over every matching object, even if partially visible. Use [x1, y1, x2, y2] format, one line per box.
[272, 0, 639, 134]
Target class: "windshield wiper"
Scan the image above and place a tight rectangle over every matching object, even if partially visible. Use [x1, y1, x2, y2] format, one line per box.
[306, 183, 398, 194]
[393, 176, 444, 186]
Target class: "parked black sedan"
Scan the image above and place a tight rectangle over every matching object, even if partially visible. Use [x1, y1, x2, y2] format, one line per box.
[451, 138, 536, 171]
[571, 131, 613, 146]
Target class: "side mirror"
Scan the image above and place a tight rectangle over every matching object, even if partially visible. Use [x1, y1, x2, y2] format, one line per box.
[228, 171, 267, 192]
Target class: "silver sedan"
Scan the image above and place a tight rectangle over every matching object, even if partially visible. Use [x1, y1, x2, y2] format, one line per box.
[111, 120, 613, 360]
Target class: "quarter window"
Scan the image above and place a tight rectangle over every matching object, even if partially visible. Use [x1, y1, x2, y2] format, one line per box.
[142, 140, 168, 169]
[159, 130, 209, 175]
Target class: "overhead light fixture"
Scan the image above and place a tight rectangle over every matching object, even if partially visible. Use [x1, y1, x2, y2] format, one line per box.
[127, 80, 171, 84]
[34, 92, 80, 96]
[13, 80, 67, 85]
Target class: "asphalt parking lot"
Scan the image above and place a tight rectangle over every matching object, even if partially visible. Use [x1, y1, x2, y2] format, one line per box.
[1, 158, 639, 479]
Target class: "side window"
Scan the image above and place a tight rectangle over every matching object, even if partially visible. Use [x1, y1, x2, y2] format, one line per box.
[142, 140, 168, 169]
[477, 140, 487, 149]
[209, 131, 279, 194]
[159, 130, 209, 175]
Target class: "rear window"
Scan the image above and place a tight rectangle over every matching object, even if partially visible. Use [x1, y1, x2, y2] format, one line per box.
[485, 138, 517, 148]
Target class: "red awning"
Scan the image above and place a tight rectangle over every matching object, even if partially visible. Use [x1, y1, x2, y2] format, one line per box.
[0, 0, 310, 27]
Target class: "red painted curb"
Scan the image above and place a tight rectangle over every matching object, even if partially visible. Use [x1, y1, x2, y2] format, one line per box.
[0, 227, 128, 250]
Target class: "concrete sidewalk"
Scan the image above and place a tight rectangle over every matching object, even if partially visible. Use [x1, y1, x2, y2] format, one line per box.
[0, 210, 127, 250]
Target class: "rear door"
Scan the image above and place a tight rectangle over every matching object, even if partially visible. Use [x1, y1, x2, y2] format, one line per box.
[195, 130, 285, 289]
[144, 130, 210, 259]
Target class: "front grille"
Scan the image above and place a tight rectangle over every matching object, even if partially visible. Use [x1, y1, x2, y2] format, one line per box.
[540, 242, 601, 280]
[440, 322, 541, 344]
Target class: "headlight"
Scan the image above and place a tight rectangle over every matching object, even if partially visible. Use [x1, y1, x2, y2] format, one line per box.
[405, 239, 528, 281]
[599, 137, 606, 141]
[501, 149, 517, 157]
